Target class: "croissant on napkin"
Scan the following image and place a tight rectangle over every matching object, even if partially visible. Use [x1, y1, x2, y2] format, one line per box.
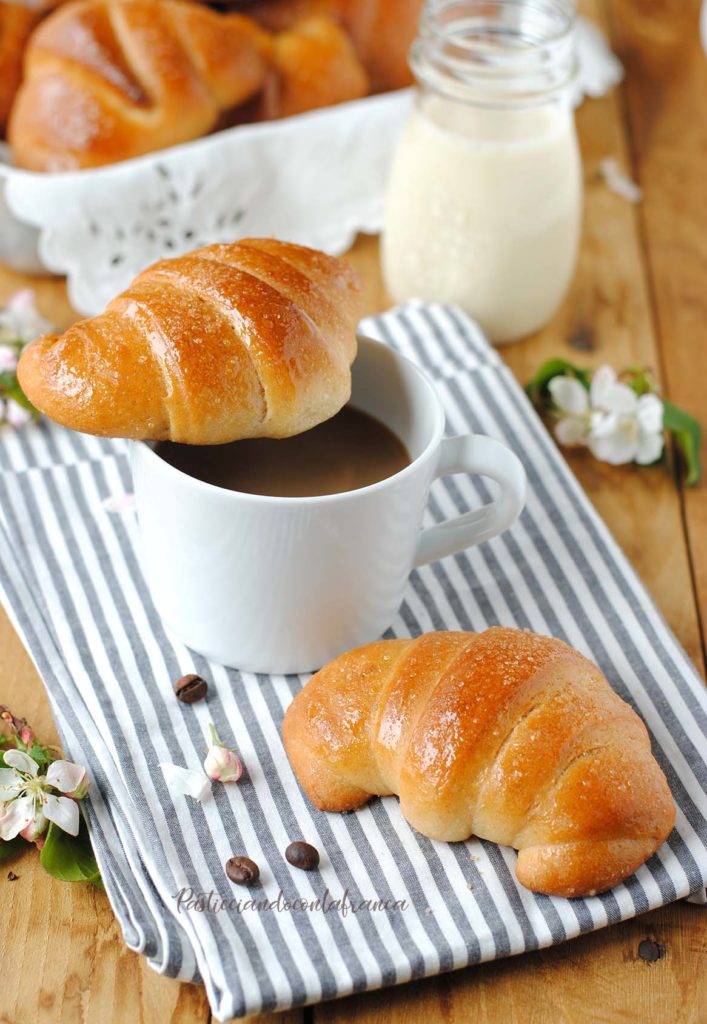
[283, 628, 676, 897]
[17, 237, 362, 444]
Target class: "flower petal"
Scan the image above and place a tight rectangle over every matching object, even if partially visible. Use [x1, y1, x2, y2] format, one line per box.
[554, 416, 589, 447]
[159, 763, 211, 803]
[101, 493, 136, 516]
[589, 425, 638, 465]
[589, 365, 617, 408]
[597, 382, 638, 415]
[3, 748, 39, 776]
[0, 795, 34, 840]
[20, 810, 48, 842]
[5, 289, 51, 343]
[589, 410, 620, 439]
[0, 785, 24, 802]
[46, 760, 86, 795]
[635, 429, 664, 465]
[0, 766, 23, 800]
[42, 793, 80, 836]
[548, 376, 589, 415]
[5, 402, 33, 429]
[0, 344, 18, 373]
[636, 393, 664, 434]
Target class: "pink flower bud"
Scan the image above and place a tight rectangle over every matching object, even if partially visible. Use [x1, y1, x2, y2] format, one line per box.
[0, 713, 15, 743]
[20, 811, 48, 843]
[203, 745, 243, 783]
[18, 724, 35, 747]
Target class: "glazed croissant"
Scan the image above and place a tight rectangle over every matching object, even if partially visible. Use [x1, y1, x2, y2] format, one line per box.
[0, 1, 42, 132]
[17, 238, 362, 444]
[283, 628, 676, 897]
[8, 0, 269, 170]
[259, 16, 368, 120]
[249, 0, 421, 92]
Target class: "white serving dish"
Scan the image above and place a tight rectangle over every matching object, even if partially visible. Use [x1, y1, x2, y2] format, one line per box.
[0, 90, 413, 315]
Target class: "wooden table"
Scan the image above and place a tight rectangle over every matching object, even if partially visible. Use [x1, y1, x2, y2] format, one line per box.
[1, 1, 705, 1021]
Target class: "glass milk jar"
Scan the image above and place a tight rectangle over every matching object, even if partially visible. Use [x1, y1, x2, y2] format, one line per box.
[382, 0, 582, 344]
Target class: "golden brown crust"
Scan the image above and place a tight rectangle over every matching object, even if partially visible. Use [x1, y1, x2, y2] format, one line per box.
[8, 0, 269, 170]
[0, 1, 42, 132]
[245, 0, 346, 33]
[17, 237, 363, 444]
[339, 0, 420, 93]
[282, 628, 676, 897]
[249, 0, 421, 92]
[259, 16, 367, 120]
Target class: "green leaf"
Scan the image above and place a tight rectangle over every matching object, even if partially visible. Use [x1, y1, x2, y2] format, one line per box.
[40, 819, 102, 887]
[26, 742, 53, 767]
[0, 835, 27, 864]
[0, 369, 38, 416]
[663, 401, 702, 487]
[624, 366, 658, 397]
[1, 740, 52, 768]
[526, 358, 592, 407]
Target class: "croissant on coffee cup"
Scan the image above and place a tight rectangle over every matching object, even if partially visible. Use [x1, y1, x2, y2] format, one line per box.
[18, 238, 526, 671]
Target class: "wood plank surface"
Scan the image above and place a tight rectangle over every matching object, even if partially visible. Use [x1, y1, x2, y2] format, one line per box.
[1, 1, 705, 1022]
[607, 0, 707, 660]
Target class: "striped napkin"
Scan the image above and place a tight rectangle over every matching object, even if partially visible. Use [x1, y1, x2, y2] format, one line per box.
[1, 303, 705, 1022]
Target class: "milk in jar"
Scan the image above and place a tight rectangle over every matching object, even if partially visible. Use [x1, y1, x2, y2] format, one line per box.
[382, 0, 582, 344]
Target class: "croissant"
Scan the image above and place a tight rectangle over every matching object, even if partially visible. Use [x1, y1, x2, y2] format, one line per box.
[8, 0, 269, 170]
[282, 628, 676, 897]
[17, 238, 363, 444]
[249, 0, 421, 92]
[259, 16, 368, 120]
[341, 0, 421, 94]
[240, 0, 346, 32]
[0, 1, 42, 132]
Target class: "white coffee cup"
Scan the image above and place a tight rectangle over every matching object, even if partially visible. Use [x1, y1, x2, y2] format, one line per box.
[130, 336, 526, 674]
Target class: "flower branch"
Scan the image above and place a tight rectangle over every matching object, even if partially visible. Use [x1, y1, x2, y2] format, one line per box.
[0, 704, 100, 885]
[0, 289, 51, 429]
[527, 359, 701, 486]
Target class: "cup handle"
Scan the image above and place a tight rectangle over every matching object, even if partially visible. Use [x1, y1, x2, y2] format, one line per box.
[414, 435, 527, 568]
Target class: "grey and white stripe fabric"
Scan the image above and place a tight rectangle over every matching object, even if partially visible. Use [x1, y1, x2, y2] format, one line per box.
[0, 302, 705, 1021]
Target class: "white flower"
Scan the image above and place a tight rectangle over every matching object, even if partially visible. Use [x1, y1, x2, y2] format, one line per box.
[0, 344, 18, 373]
[159, 763, 211, 803]
[0, 750, 87, 840]
[588, 366, 664, 465]
[549, 366, 664, 467]
[0, 289, 51, 346]
[5, 400, 33, 429]
[548, 375, 592, 446]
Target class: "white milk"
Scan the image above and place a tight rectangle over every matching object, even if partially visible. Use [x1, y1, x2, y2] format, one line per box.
[382, 96, 583, 343]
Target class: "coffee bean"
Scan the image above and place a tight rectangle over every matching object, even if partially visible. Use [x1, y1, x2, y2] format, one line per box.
[174, 674, 208, 704]
[285, 841, 320, 870]
[226, 856, 260, 886]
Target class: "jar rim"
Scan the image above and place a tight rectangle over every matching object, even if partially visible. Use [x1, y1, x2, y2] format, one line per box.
[412, 0, 579, 108]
